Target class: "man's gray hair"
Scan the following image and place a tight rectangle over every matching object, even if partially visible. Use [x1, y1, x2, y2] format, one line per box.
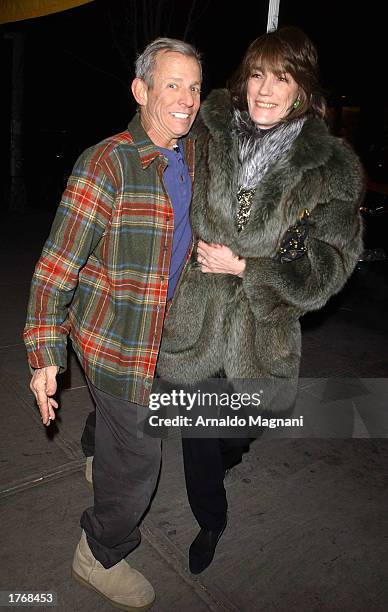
[135, 37, 202, 87]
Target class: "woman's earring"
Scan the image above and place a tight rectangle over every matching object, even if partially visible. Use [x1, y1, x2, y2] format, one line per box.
[293, 96, 301, 109]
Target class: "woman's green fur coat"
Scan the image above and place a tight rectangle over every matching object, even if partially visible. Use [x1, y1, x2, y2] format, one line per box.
[158, 89, 364, 390]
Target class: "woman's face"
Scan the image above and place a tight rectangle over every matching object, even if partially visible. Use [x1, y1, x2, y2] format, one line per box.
[246, 66, 299, 129]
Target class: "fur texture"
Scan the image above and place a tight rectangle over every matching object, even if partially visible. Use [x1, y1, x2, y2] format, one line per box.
[158, 89, 364, 389]
[234, 109, 306, 189]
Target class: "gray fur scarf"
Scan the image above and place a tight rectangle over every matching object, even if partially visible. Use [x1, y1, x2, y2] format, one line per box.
[234, 109, 306, 189]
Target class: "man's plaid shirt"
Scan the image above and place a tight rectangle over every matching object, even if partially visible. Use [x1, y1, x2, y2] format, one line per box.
[24, 113, 195, 406]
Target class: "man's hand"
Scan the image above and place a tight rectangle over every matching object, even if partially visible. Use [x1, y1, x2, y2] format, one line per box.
[30, 366, 59, 426]
[197, 241, 246, 277]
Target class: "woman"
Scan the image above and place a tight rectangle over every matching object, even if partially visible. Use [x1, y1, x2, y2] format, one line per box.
[158, 27, 364, 573]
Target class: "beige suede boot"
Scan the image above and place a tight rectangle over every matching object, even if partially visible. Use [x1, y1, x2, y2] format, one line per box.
[71, 531, 155, 611]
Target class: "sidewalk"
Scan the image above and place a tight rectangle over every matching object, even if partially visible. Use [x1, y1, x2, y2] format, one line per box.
[1, 211, 387, 611]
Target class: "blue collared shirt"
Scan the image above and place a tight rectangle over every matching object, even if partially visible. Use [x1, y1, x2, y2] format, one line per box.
[159, 141, 192, 300]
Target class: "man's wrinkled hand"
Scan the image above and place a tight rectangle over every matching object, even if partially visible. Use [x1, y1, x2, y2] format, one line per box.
[30, 365, 59, 426]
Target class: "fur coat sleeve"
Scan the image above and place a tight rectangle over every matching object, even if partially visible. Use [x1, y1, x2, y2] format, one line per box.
[242, 134, 364, 320]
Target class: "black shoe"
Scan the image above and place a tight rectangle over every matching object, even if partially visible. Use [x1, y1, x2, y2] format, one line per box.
[189, 519, 227, 574]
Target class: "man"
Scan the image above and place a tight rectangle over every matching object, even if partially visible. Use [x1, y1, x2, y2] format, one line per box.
[24, 38, 201, 610]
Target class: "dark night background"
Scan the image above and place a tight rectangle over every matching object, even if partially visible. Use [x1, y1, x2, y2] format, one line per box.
[0, 0, 387, 211]
[1, 6, 388, 607]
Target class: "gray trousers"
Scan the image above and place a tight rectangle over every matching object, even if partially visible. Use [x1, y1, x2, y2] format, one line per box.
[80, 379, 161, 568]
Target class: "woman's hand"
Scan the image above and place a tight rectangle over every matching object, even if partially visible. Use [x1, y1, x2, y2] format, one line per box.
[197, 240, 246, 277]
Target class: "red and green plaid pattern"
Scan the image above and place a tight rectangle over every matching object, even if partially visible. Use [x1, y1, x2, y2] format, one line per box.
[24, 113, 195, 405]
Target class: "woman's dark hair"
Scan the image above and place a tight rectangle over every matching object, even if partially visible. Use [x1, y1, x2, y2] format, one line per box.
[228, 26, 326, 120]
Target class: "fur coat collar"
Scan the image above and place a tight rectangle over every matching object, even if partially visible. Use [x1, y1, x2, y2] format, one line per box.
[191, 89, 353, 259]
[233, 108, 306, 190]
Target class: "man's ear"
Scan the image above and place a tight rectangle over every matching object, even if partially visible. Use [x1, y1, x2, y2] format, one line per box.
[131, 78, 148, 106]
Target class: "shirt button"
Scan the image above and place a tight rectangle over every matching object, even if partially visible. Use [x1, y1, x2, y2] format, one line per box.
[144, 379, 152, 388]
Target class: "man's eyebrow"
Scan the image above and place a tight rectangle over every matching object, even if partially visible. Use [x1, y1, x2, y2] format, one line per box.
[162, 76, 201, 85]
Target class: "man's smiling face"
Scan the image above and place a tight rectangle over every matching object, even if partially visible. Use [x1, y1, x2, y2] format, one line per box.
[132, 50, 201, 149]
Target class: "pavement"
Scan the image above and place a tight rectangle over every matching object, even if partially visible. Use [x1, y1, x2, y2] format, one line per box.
[1, 210, 388, 612]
